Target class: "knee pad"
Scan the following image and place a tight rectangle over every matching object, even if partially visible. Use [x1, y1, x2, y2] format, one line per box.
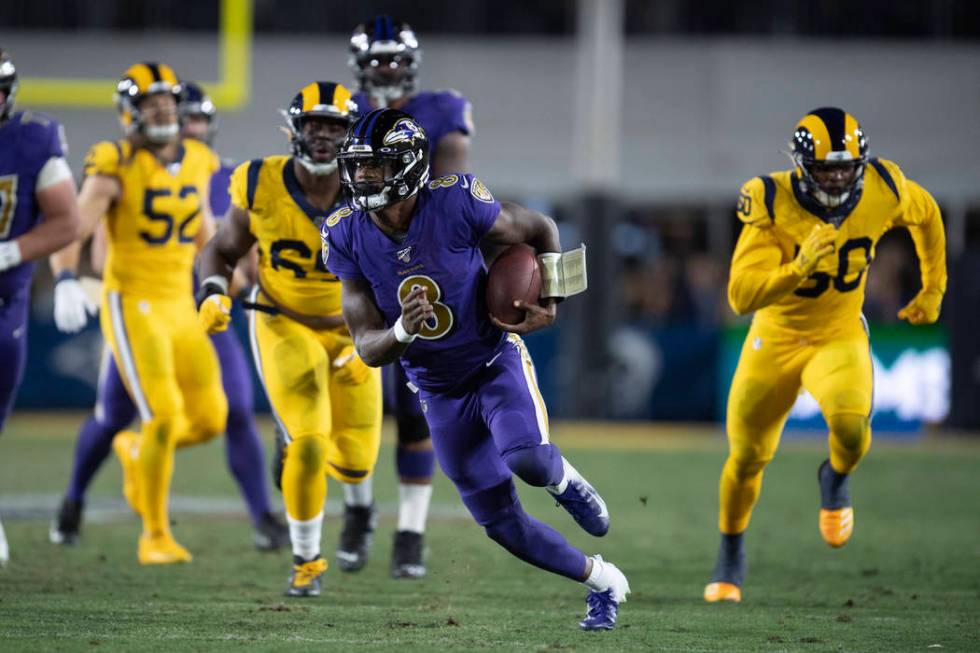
[827, 413, 870, 451]
[460, 479, 519, 527]
[396, 414, 430, 445]
[502, 444, 563, 487]
[726, 441, 776, 482]
[288, 435, 328, 476]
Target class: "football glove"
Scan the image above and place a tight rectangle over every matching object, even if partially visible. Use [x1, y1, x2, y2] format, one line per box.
[332, 345, 371, 385]
[897, 288, 943, 325]
[53, 272, 98, 333]
[198, 294, 232, 333]
[791, 224, 837, 277]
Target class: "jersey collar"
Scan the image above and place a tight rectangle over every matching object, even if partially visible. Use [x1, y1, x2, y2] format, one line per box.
[791, 171, 862, 227]
[282, 157, 344, 225]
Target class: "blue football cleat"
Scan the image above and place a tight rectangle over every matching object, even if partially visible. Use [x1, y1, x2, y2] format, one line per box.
[580, 589, 619, 631]
[548, 461, 609, 537]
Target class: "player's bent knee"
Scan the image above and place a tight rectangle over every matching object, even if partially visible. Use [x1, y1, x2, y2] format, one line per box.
[725, 440, 776, 481]
[502, 444, 562, 488]
[287, 435, 329, 476]
[827, 412, 870, 451]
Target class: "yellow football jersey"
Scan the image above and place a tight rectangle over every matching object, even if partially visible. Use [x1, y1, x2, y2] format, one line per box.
[84, 138, 218, 299]
[229, 155, 343, 317]
[729, 158, 946, 333]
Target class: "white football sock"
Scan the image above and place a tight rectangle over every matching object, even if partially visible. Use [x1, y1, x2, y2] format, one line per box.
[343, 479, 373, 507]
[548, 457, 577, 495]
[397, 483, 433, 533]
[287, 511, 323, 562]
[0, 516, 8, 566]
[583, 554, 630, 602]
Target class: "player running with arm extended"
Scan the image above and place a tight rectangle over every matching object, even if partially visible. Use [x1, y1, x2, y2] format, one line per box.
[49, 63, 229, 565]
[49, 81, 287, 551]
[0, 48, 81, 566]
[322, 108, 630, 630]
[704, 107, 946, 603]
[197, 82, 382, 598]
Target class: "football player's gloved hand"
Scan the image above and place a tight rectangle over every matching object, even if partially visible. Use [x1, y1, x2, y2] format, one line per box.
[897, 288, 943, 325]
[198, 294, 232, 333]
[332, 345, 371, 385]
[53, 272, 98, 333]
[792, 224, 837, 277]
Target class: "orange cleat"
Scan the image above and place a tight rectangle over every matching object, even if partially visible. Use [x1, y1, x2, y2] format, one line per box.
[704, 581, 742, 603]
[138, 533, 192, 565]
[819, 507, 854, 548]
[112, 430, 142, 515]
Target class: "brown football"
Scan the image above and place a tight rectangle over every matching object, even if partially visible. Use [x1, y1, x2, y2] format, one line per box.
[486, 243, 542, 324]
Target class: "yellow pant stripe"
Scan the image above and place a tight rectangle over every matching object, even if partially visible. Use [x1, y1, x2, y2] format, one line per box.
[508, 334, 550, 443]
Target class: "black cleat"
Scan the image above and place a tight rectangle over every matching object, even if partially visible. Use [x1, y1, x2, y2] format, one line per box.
[336, 504, 376, 572]
[390, 530, 426, 579]
[272, 424, 288, 491]
[254, 512, 290, 552]
[49, 498, 83, 545]
[285, 555, 327, 597]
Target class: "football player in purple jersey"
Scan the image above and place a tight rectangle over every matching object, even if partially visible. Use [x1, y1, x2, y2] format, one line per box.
[48, 81, 287, 552]
[339, 13, 475, 579]
[0, 48, 82, 565]
[322, 109, 630, 631]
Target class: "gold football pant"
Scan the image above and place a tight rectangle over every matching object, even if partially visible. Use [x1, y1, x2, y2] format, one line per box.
[248, 298, 382, 521]
[102, 291, 228, 537]
[719, 318, 873, 534]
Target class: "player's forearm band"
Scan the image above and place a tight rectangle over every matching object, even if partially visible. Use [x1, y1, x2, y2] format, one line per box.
[393, 316, 417, 344]
[195, 275, 229, 309]
[537, 244, 588, 299]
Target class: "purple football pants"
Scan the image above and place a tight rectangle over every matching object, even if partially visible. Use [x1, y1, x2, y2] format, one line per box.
[420, 336, 588, 581]
[0, 289, 29, 433]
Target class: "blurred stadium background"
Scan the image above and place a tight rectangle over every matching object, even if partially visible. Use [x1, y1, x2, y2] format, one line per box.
[4, 0, 980, 432]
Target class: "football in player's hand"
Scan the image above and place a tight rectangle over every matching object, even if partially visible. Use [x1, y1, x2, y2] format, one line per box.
[486, 244, 541, 324]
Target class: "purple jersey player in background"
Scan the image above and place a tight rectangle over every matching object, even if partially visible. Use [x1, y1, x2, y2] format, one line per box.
[0, 48, 83, 566]
[323, 108, 630, 631]
[341, 13, 475, 580]
[49, 82, 287, 551]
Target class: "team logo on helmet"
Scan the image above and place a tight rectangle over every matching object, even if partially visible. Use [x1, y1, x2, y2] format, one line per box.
[383, 118, 423, 146]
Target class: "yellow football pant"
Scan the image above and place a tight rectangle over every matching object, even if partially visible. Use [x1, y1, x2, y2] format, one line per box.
[719, 318, 873, 534]
[249, 304, 381, 522]
[102, 292, 227, 537]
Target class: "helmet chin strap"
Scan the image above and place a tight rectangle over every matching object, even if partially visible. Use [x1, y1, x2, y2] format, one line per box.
[297, 157, 338, 176]
[144, 123, 179, 143]
[369, 84, 405, 108]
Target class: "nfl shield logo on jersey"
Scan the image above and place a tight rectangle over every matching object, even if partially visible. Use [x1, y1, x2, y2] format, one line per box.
[397, 246, 412, 263]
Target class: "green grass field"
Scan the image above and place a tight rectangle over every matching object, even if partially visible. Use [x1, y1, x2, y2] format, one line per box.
[1, 414, 978, 652]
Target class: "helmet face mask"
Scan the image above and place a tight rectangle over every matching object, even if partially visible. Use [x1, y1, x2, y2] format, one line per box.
[283, 81, 358, 176]
[339, 109, 430, 212]
[349, 16, 421, 107]
[0, 49, 18, 122]
[789, 107, 869, 210]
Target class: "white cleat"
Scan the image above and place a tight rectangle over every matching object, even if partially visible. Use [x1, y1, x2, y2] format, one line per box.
[0, 515, 9, 567]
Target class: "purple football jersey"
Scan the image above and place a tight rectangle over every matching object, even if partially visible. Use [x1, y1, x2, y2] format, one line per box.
[352, 90, 471, 157]
[0, 111, 66, 296]
[324, 174, 504, 392]
[209, 158, 235, 219]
